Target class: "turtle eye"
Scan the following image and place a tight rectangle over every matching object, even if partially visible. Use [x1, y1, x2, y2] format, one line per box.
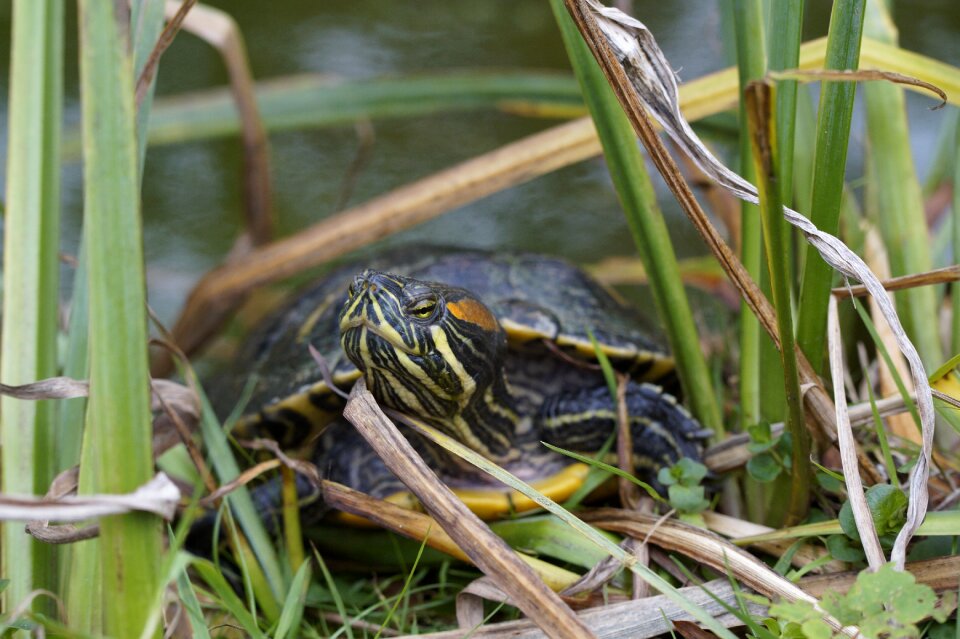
[407, 296, 438, 319]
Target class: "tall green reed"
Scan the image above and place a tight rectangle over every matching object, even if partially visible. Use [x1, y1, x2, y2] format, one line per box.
[77, 0, 162, 634]
[795, 0, 867, 369]
[862, 0, 941, 369]
[1, 0, 63, 617]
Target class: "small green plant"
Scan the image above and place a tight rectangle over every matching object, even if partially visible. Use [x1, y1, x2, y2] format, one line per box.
[658, 458, 710, 525]
[766, 564, 956, 639]
[838, 484, 908, 546]
[745, 423, 793, 483]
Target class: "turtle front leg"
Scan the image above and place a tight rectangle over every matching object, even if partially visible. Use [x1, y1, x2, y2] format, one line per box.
[536, 381, 706, 479]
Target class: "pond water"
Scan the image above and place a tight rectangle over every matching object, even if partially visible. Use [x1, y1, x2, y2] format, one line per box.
[0, 1, 956, 326]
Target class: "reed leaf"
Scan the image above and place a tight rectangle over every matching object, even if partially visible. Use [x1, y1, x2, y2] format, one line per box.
[60, 71, 584, 155]
[744, 82, 810, 524]
[550, 0, 722, 433]
[65, 2, 166, 628]
[731, 0, 766, 431]
[862, 0, 941, 369]
[795, 0, 867, 369]
[954, 118, 960, 356]
[768, 0, 805, 208]
[196, 395, 284, 617]
[1, 0, 63, 616]
[77, 0, 162, 634]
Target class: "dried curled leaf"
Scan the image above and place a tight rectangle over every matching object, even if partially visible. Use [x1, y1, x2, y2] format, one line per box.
[0, 473, 180, 522]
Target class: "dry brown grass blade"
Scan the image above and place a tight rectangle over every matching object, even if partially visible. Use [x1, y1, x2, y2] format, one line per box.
[827, 296, 886, 570]
[831, 264, 960, 299]
[166, 0, 272, 246]
[704, 392, 921, 473]
[321, 481, 470, 562]
[341, 379, 597, 638]
[768, 68, 947, 108]
[197, 459, 281, 507]
[320, 480, 582, 591]
[672, 619, 722, 639]
[135, 0, 198, 108]
[0, 473, 180, 522]
[801, 554, 960, 597]
[395, 579, 761, 639]
[581, 508, 820, 605]
[26, 468, 99, 545]
[702, 512, 844, 574]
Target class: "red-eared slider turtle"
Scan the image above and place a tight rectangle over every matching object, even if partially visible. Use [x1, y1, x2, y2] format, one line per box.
[217, 248, 704, 520]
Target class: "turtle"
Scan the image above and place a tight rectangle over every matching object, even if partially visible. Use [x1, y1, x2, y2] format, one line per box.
[216, 247, 705, 522]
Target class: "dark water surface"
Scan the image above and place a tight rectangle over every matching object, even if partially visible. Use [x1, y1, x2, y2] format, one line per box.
[0, 2, 956, 324]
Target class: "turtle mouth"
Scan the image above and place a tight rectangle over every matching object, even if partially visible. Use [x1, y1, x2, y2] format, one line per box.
[340, 317, 420, 357]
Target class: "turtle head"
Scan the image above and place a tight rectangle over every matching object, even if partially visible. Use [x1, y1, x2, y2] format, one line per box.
[338, 270, 508, 422]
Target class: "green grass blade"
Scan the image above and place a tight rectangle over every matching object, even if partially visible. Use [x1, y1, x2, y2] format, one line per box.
[550, 0, 722, 434]
[313, 549, 355, 639]
[196, 393, 285, 609]
[731, 0, 767, 431]
[744, 83, 811, 524]
[768, 0, 804, 208]
[795, 0, 867, 368]
[60, 71, 583, 155]
[273, 560, 311, 639]
[193, 560, 268, 639]
[861, 364, 897, 483]
[491, 517, 611, 569]
[1, 0, 63, 615]
[862, 0, 941, 369]
[77, 1, 162, 634]
[131, 0, 166, 175]
[954, 117, 960, 355]
[65, 3, 163, 627]
[375, 535, 428, 638]
[176, 564, 212, 639]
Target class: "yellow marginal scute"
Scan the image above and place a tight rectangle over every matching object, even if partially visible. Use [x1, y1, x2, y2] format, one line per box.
[332, 462, 591, 526]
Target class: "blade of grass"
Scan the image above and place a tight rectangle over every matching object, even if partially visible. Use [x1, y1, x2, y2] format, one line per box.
[193, 560, 268, 639]
[313, 549, 355, 639]
[141, 72, 584, 148]
[131, 0, 166, 174]
[1, 0, 63, 616]
[860, 358, 898, 484]
[375, 535, 429, 639]
[550, 0, 722, 434]
[862, 0, 941, 369]
[196, 392, 284, 612]
[731, 0, 767, 434]
[795, 0, 867, 369]
[768, 0, 804, 209]
[77, 0, 162, 634]
[65, 3, 165, 628]
[176, 564, 212, 639]
[273, 559, 311, 639]
[744, 82, 811, 524]
[954, 118, 960, 356]
[280, 465, 306, 572]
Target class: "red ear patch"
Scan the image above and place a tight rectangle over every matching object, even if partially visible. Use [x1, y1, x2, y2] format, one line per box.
[446, 299, 499, 332]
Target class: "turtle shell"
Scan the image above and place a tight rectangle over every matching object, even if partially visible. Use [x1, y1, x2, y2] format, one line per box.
[214, 247, 675, 445]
